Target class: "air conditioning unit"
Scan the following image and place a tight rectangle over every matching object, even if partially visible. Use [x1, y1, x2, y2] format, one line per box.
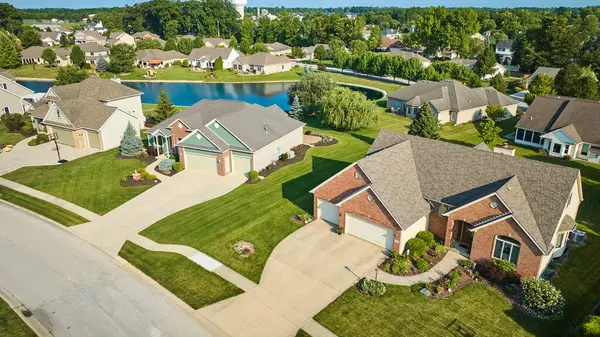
[287, 150, 295, 159]
[569, 229, 586, 244]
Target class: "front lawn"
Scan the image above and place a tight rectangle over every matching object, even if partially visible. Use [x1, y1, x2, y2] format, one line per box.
[314, 283, 539, 337]
[8, 64, 59, 79]
[0, 186, 88, 226]
[2, 149, 151, 215]
[0, 297, 36, 337]
[326, 72, 402, 94]
[0, 122, 25, 147]
[118, 241, 243, 309]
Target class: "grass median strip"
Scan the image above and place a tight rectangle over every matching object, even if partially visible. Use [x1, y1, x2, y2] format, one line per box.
[118, 241, 243, 309]
[0, 186, 88, 227]
[0, 297, 36, 337]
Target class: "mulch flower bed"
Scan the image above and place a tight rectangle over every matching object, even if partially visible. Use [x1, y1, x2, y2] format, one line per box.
[120, 176, 161, 187]
[259, 144, 310, 177]
[115, 152, 156, 166]
[305, 131, 339, 147]
[154, 166, 180, 177]
[290, 214, 313, 226]
[380, 247, 448, 276]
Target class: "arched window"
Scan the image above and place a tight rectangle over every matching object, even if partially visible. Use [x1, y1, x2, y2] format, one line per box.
[493, 236, 521, 264]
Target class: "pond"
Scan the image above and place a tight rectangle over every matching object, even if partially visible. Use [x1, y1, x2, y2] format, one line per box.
[18, 80, 384, 110]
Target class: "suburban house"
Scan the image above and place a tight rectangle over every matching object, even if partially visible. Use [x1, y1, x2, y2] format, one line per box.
[133, 31, 161, 41]
[302, 44, 329, 60]
[107, 32, 135, 46]
[188, 47, 241, 69]
[40, 32, 62, 46]
[382, 28, 401, 39]
[0, 71, 35, 115]
[32, 23, 61, 31]
[135, 49, 187, 69]
[233, 52, 293, 75]
[145, 99, 304, 176]
[83, 21, 108, 34]
[522, 67, 561, 89]
[311, 130, 582, 278]
[265, 42, 292, 56]
[379, 37, 403, 51]
[495, 39, 514, 64]
[32, 78, 144, 149]
[384, 50, 431, 68]
[79, 43, 110, 66]
[74, 30, 107, 45]
[515, 96, 600, 163]
[387, 80, 519, 124]
[450, 58, 507, 80]
[203, 38, 230, 48]
[20, 46, 71, 66]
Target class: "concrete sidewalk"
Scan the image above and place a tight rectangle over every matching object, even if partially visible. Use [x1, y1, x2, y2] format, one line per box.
[0, 177, 100, 221]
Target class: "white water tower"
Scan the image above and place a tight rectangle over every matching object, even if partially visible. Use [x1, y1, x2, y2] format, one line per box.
[231, 0, 246, 19]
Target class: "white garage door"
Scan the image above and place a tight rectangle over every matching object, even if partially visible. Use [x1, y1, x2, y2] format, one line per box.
[186, 150, 217, 173]
[317, 198, 339, 225]
[345, 214, 395, 250]
[233, 154, 252, 174]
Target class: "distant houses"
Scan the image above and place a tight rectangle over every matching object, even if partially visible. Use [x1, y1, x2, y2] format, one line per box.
[265, 42, 292, 56]
[79, 43, 110, 66]
[107, 32, 136, 46]
[74, 30, 107, 45]
[495, 39, 515, 65]
[20, 46, 71, 67]
[233, 52, 293, 74]
[188, 47, 241, 69]
[450, 58, 508, 80]
[136, 49, 186, 69]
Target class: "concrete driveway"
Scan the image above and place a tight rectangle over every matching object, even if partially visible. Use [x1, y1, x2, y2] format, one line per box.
[0, 136, 99, 174]
[198, 220, 385, 337]
[71, 170, 247, 255]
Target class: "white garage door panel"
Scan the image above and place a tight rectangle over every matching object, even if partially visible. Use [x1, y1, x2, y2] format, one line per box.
[233, 155, 252, 174]
[346, 214, 395, 250]
[186, 151, 217, 173]
[317, 199, 339, 225]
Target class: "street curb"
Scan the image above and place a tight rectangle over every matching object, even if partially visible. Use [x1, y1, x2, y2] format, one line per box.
[0, 199, 71, 232]
[0, 284, 53, 337]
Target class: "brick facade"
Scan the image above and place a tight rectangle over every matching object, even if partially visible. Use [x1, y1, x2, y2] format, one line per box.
[428, 203, 449, 240]
[169, 119, 191, 169]
[313, 164, 368, 202]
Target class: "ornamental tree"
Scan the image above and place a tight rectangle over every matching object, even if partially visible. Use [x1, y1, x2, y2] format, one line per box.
[120, 121, 144, 157]
[486, 104, 506, 121]
[96, 57, 108, 72]
[41, 48, 57, 66]
[408, 103, 440, 139]
[319, 86, 379, 131]
[479, 118, 502, 145]
[520, 279, 565, 319]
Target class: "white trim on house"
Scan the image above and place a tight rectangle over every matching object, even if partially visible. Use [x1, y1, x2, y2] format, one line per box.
[442, 192, 505, 216]
[334, 186, 372, 206]
[177, 129, 223, 151]
[167, 118, 192, 130]
[96, 108, 138, 132]
[210, 119, 254, 151]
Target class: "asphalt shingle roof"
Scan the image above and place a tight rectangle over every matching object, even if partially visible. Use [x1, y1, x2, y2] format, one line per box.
[266, 42, 291, 52]
[0, 70, 15, 80]
[48, 77, 142, 102]
[79, 42, 109, 53]
[496, 39, 514, 49]
[136, 49, 186, 62]
[363, 130, 580, 254]
[53, 98, 118, 130]
[384, 50, 430, 63]
[236, 52, 291, 66]
[187, 47, 239, 61]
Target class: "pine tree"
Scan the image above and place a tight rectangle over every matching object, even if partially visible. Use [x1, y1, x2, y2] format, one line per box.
[154, 88, 177, 122]
[120, 121, 144, 157]
[480, 118, 502, 145]
[408, 103, 440, 139]
[229, 35, 239, 49]
[70, 45, 85, 68]
[289, 95, 302, 120]
[96, 57, 108, 72]
[0, 31, 21, 69]
[213, 56, 224, 70]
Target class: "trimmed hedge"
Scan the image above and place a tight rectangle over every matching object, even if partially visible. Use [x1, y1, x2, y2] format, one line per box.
[405, 237, 427, 257]
[416, 230, 435, 247]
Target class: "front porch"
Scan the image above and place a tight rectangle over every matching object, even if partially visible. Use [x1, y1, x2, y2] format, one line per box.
[147, 133, 173, 156]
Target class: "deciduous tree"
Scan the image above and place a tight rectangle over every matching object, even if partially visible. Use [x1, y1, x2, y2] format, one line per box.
[320, 86, 379, 130]
[485, 104, 506, 121]
[108, 44, 137, 73]
[55, 66, 89, 85]
[19, 29, 42, 48]
[0, 31, 20, 69]
[287, 71, 335, 113]
[314, 45, 327, 63]
[474, 46, 497, 78]
[490, 73, 507, 93]
[163, 37, 178, 51]
[479, 118, 502, 145]
[136, 38, 163, 51]
[70, 45, 85, 68]
[41, 48, 56, 66]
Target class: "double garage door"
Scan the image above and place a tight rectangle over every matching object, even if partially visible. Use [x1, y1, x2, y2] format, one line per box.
[317, 199, 394, 250]
[53, 128, 75, 147]
[186, 149, 218, 173]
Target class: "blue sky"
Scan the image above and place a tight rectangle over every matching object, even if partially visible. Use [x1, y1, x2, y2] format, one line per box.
[11, 0, 600, 9]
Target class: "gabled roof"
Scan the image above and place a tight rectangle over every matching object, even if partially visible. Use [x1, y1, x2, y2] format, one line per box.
[79, 42, 109, 53]
[132, 31, 160, 39]
[496, 39, 514, 49]
[362, 130, 580, 254]
[203, 38, 230, 47]
[450, 58, 477, 68]
[75, 30, 106, 41]
[136, 49, 186, 62]
[0, 70, 15, 80]
[303, 44, 329, 53]
[188, 47, 239, 61]
[236, 52, 291, 66]
[266, 42, 292, 52]
[525, 67, 561, 84]
[516, 96, 600, 144]
[147, 99, 304, 152]
[20, 46, 44, 58]
[47, 77, 142, 102]
[40, 32, 61, 41]
[53, 99, 119, 130]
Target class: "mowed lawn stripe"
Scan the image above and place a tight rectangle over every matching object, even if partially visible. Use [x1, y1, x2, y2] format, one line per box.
[2, 149, 150, 215]
[0, 297, 36, 337]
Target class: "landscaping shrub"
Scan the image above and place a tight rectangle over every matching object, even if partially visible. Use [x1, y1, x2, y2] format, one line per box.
[158, 158, 175, 171]
[405, 237, 427, 257]
[37, 133, 49, 143]
[20, 115, 35, 135]
[459, 259, 475, 269]
[248, 170, 259, 181]
[564, 155, 571, 160]
[392, 255, 411, 274]
[172, 162, 183, 172]
[520, 279, 565, 320]
[415, 258, 429, 272]
[583, 316, 600, 336]
[447, 270, 459, 289]
[434, 244, 447, 257]
[83, 63, 91, 69]
[304, 130, 312, 135]
[416, 230, 435, 248]
[493, 259, 516, 273]
[169, 154, 175, 160]
[358, 278, 386, 296]
[279, 153, 289, 161]
[410, 283, 426, 295]
[120, 122, 144, 157]
[516, 109, 525, 118]
[3, 113, 23, 131]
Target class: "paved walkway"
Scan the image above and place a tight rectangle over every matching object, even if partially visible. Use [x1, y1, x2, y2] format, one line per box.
[371, 250, 465, 286]
[0, 136, 99, 175]
[0, 177, 101, 221]
[303, 319, 337, 337]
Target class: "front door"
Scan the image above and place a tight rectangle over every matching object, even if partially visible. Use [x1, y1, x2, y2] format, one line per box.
[454, 220, 474, 248]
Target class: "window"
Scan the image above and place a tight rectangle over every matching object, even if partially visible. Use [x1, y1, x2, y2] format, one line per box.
[2, 107, 9, 114]
[354, 171, 360, 179]
[367, 194, 374, 202]
[516, 128, 525, 141]
[581, 144, 590, 156]
[0, 83, 7, 90]
[553, 143, 562, 154]
[564, 144, 571, 155]
[555, 232, 565, 249]
[493, 236, 521, 264]
[438, 204, 448, 217]
[525, 130, 533, 143]
[57, 110, 60, 117]
[532, 132, 541, 144]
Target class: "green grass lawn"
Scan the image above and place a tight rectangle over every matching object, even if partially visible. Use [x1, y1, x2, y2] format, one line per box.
[0, 122, 25, 147]
[314, 283, 539, 337]
[326, 72, 402, 94]
[118, 241, 243, 309]
[142, 103, 187, 118]
[0, 186, 88, 226]
[9, 64, 59, 79]
[0, 297, 36, 337]
[2, 149, 151, 215]
[295, 329, 312, 337]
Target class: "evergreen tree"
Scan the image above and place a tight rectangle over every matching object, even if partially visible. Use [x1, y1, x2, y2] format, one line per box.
[177, 38, 194, 55]
[55, 66, 89, 85]
[41, 48, 57, 66]
[489, 73, 507, 93]
[163, 38, 178, 51]
[408, 103, 440, 139]
[213, 56, 223, 70]
[240, 36, 252, 54]
[474, 46, 497, 78]
[154, 88, 177, 122]
[0, 32, 20, 69]
[70, 45, 85, 68]
[289, 95, 302, 120]
[59, 34, 69, 47]
[120, 121, 144, 157]
[479, 118, 502, 145]
[229, 35, 239, 49]
[96, 57, 108, 72]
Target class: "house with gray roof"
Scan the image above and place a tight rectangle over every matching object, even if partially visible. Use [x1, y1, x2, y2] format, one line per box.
[40, 31, 62, 46]
[74, 30, 107, 45]
[495, 39, 514, 64]
[107, 32, 135, 46]
[146, 99, 305, 176]
[203, 38, 230, 48]
[384, 50, 431, 68]
[387, 80, 520, 124]
[188, 47, 241, 69]
[79, 43, 109, 66]
[265, 42, 292, 56]
[311, 130, 582, 278]
[232, 52, 293, 75]
[515, 95, 600, 163]
[135, 49, 186, 69]
[450, 58, 507, 80]
[0, 70, 35, 115]
[522, 67, 561, 89]
[33, 78, 145, 150]
[302, 44, 329, 60]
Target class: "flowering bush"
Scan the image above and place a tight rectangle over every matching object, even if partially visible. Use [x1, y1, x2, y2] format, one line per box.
[521, 279, 565, 320]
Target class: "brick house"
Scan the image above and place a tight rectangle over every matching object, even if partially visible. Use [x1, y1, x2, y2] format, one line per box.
[311, 130, 583, 278]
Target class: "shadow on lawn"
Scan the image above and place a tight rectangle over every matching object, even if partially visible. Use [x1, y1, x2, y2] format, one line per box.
[282, 156, 350, 214]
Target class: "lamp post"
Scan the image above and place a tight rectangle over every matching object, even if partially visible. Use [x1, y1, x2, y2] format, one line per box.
[49, 132, 68, 163]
